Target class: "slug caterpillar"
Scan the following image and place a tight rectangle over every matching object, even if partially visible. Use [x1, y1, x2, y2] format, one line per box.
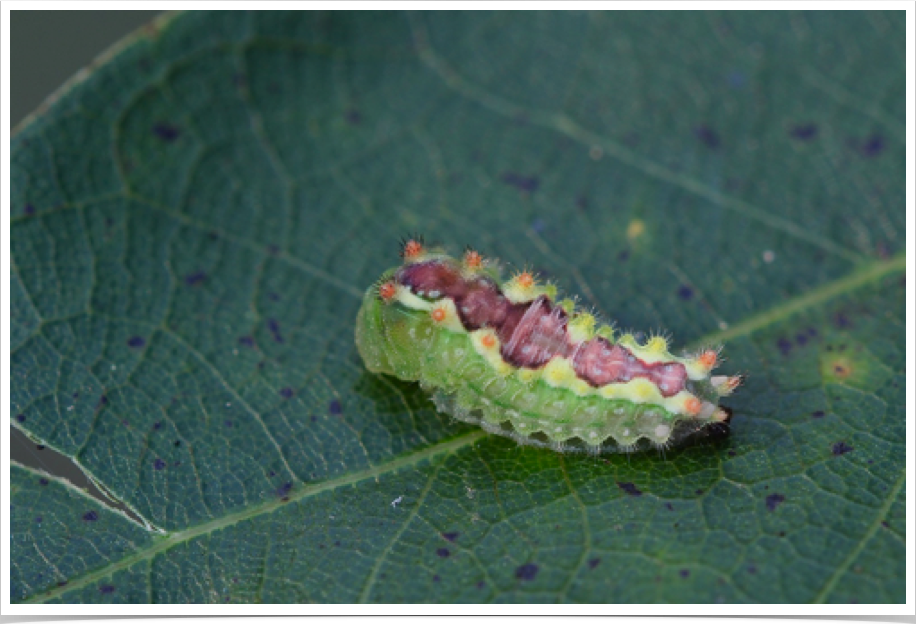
[355, 239, 741, 453]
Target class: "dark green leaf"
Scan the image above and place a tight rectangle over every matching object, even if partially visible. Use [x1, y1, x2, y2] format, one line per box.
[10, 11, 905, 603]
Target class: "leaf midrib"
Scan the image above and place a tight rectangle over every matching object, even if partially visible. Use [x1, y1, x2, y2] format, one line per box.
[16, 252, 905, 604]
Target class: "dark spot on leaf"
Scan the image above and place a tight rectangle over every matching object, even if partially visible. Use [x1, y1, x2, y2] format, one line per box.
[268, 318, 283, 343]
[776, 337, 792, 356]
[616, 481, 642, 496]
[476, 581, 486, 589]
[100, 395, 108, 405]
[239, 336, 255, 347]
[881, 521, 889, 528]
[727, 450, 736, 457]
[679, 569, 690, 578]
[153, 458, 166, 471]
[268, 292, 280, 302]
[441, 532, 459, 542]
[174, 440, 181, 447]
[789, 123, 818, 141]
[515, 563, 539, 581]
[39, 478, 49, 486]
[153, 421, 162, 430]
[694, 124, 720, 148]
[832, 441, 854, 456]
[857, 134, 885, 158]
[436, 547, 450, 558]
[276, 482, 293, 498]
[677, 285, 694, 300]
[812, 410, 825, 419]
[795, 333, 808, 346]
[432, 574, 441, 582]
[36, 445, 45, 451]
[665, 503, 674, 511]
[501, 172, 539, 193]
[765, 493, 785, 511]
[280, 387, 294, 399]
[152, 123, 180, 142]
[588, 558, 601, 569]
[82, 511, 99, 522]
[345, 109, 361, 125]
[833, 312, 852, 329]
[748, 565, 757, 574]
[35, 516, 43, 523]
[98, 584, 116, 594]
[16, 414, 25, 423]
[224, 420, 232, 427]
[329, 400, 342, 415]
[184, 271, 207, 286]
[127, 336, 145, 348]
[695, 489, 704, 495]
[57, 581, 68, 587]
[24, 203, 36, 216]
[267, 244, 280, 256]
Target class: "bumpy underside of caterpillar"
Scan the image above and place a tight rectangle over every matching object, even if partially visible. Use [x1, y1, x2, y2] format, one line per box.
[355, 240, 740, 452]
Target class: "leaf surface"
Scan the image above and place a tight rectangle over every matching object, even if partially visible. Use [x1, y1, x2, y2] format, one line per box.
[10, 11, 905, 604]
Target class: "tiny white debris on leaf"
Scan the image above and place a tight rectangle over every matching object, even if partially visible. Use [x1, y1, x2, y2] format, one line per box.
[391, 495, 403, 508]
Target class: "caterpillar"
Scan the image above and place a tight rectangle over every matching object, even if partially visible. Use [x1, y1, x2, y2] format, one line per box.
[355, 239, 741, 453]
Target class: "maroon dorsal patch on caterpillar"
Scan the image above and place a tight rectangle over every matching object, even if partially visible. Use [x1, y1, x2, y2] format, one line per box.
[356, 239, 741, 453]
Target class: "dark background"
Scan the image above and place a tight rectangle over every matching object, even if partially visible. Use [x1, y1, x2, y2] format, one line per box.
[11, 10, 162, 512]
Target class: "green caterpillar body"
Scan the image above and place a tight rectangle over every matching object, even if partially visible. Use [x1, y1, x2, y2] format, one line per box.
[355, 241, 739, 454]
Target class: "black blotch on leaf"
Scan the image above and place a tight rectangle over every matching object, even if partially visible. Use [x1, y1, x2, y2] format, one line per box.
[239, 336, 255, 347]
[501, 172, 539, 193]
[329, 400, 342, 415]
[276, 482, 293, 498]
[857, 134, 885, 158]
[127, 336, 146, 348]
[436, 547, 450, 558]
[16, 414, 25, 422]
[441, 532, 459, 542]
[98, 584, 116, 594]
[268, 318, 284, 343]
[153, 458, 166, 471]
[832, 441, 854, 456]
[152, 123, 180, 142]
[35, 516, 43, 523]
[588, 558, 601, 569]
[224, 420, 233, 428]
[795, 333, 809, 346]
[153, 421, 162, 430]
[82, 511, 99, 522]
[765, 493, 786, 511]
[24, 203, 36, 216]
[812, 410, 825, 419]
[679, 569, 691, 578]
[789, 123, 818, 141]
[174, 440, 181, 447]
[515, 563, 539, 581]
[268, 292, 280, 302]
[184, 271, 207, 286]
[677, 285, 694, 300]
[39, 478, 49, 486]
[280, 387, 294, 399]
[694, 124, 720, 148]
[695, 489, 704, 495]
[617, 482, 642, 496]
[833, 312, 852, 329]
[476, 581, 486, 589]
[776, 337, 792, 356]
[432, 574, 441, 582]
[57, 581, 68, 587]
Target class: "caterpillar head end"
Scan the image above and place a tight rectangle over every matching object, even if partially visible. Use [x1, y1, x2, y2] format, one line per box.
[711, 374, 743, 396]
